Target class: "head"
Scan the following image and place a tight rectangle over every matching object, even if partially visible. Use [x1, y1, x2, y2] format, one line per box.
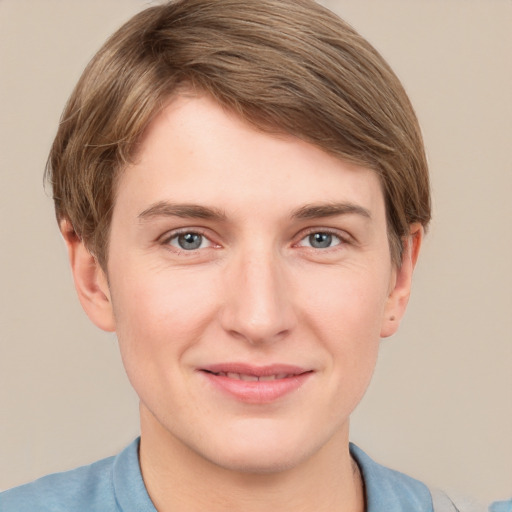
[48, 0, 430, 271]
[50, 0, 431, 475]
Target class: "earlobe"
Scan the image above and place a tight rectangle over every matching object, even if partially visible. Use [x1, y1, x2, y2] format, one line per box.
[60, 220, 116, 332]
[380, 223, 423, 338]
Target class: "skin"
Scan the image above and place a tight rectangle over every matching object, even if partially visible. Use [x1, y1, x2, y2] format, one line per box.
[63, 94, 422, 512]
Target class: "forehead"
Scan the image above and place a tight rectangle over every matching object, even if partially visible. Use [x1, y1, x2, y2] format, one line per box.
[116, 94, 385, 221]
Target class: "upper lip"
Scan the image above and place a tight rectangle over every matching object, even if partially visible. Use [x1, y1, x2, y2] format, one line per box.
[199, 363, 311, 378]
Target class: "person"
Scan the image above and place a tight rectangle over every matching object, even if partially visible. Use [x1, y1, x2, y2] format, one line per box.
[0, 0, 491, 510]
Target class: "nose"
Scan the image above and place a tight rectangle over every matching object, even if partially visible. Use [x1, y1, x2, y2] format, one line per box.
[219, 247, 296, 345]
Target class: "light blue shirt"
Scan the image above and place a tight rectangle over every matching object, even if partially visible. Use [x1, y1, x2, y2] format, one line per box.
[0, 438, 496, 511]
[489, 500, 512, 512]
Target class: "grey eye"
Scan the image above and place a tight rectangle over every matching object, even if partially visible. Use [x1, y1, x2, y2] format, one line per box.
[176, 233, 204, 250]
[308, 232, 333, 248]
[297, 231, 343, 249]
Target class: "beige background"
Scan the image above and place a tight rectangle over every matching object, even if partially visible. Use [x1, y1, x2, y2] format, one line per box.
[1, 0, 511, 504]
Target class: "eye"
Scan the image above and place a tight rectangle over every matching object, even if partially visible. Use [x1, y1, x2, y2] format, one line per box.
[298, 231, 342, 249]
[167, 232, 212, 251]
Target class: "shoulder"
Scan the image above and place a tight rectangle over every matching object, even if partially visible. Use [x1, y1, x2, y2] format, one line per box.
[350, 444, 489, 512]
[350, 443, 434, 512]
[1, 455, 116, 512]
[0, 438, 149, 512]
[489, 499, 512, 512]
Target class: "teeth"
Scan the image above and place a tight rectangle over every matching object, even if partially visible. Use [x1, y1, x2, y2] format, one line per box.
[214, 372, 292, 381]
[239, 374, 259, 381]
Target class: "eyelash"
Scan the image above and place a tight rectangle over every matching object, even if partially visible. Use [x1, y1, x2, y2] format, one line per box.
[160, 227, 350, 254]
[294, 228, 349, 250]
[161, 228, 218, 253]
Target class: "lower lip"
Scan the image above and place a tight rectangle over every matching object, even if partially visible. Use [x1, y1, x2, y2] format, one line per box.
[200, 371, 312, 404]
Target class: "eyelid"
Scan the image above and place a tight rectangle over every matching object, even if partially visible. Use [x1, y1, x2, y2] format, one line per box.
[159, 227, 220, 251]
[294, 227, 352, 247]
[157, 225, 353, 253]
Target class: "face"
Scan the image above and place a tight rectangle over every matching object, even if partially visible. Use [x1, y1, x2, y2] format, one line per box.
[71, 94, 418, 473]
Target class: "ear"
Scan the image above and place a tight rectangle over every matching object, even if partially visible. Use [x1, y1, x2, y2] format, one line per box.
[380, 223, 423, 338]
[60, 219, 116, 332]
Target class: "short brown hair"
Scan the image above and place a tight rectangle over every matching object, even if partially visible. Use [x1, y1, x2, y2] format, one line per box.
[47, 0, 430, 268]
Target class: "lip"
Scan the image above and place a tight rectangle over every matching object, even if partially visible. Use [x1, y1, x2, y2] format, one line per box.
[198, 363, 313, 404]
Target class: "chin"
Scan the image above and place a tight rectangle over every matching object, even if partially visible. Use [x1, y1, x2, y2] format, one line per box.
[192, 422, 328, 475]
[206, 443, 308, 475]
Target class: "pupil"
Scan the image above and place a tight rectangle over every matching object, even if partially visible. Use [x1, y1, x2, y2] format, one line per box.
[310, 232, 332, 248]
[178, 233, 202, 250]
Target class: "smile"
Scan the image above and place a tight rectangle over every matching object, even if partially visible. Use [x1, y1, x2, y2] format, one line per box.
[207, 371, 296, 381]
[199, 364, 313, 403]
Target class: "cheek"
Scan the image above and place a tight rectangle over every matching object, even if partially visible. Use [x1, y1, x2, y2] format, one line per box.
[297, 266, 388, 394]
[298, 264, 390, 337]
[109, 268, 219, 375]
[108, 270, 221, 427]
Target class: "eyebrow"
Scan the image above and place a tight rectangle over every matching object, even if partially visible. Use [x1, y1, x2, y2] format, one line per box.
[291, 202, 371, 220]
[137, 200, 371, 223]
[138, 201, 227, 222]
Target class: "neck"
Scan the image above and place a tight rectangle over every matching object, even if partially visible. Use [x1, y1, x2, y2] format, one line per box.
[138, 405, 365, 512]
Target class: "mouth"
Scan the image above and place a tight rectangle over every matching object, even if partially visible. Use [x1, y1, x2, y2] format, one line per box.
[199, 364, 313, 403]
[204, 371, 301, 381]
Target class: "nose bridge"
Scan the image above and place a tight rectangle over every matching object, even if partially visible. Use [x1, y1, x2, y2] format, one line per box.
[220, 240, 294, 344]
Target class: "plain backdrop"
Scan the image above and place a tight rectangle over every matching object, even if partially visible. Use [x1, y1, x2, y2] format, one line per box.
[1, 0, 511, 504]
